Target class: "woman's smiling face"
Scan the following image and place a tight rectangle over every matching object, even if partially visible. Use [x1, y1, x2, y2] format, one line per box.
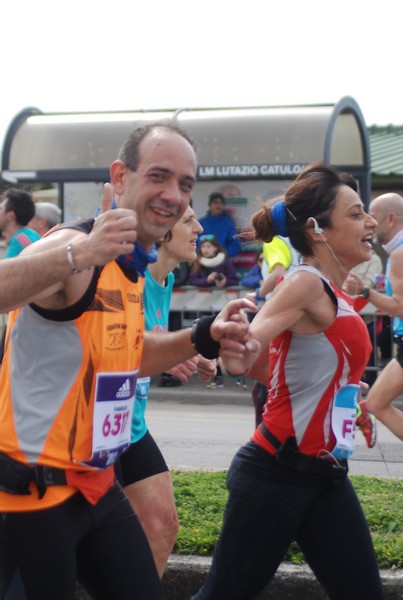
[164, 206, 203, 263]
[320, 184, 376, 269]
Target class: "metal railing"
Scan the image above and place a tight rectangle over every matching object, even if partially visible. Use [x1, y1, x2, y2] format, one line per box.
[170, 287, 396, 378]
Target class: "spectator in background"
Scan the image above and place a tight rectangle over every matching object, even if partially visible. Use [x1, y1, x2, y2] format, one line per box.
[197, 192, 241, 258]
[189, 235, 239, 288]
[29, 202, 62, 236]
[189, 235, 239, 389]
[349, 250, 387, 389]
[172, 260, 191, 287]
[0, 190, 42, 366]
[240, 250, 264, 291]
[0, 189, 40, 257]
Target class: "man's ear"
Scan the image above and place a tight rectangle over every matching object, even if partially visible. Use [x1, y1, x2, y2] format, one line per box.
[389, 212, 397, 228]
[109, 160, 127, 195]
[6, 210, 16, 224]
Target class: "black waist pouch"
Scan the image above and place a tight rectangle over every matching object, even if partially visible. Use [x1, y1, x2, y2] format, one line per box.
[275, 437, 348, 485]
[0, 453, 33, 495]
[259, 425, 348, 485]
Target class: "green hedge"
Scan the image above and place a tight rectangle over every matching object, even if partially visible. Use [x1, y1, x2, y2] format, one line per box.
[172, 470, 403, 569]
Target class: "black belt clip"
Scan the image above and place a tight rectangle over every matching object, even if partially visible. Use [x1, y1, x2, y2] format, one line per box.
[34, 465, 67, 499]
[0, 452, 32, 495]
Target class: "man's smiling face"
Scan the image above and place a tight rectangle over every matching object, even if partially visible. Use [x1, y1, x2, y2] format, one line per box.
[111, 127, 196, 250]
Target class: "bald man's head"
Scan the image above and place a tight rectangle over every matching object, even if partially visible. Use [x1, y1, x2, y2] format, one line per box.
[369, 192, 403, 244]
[371, 193, 403, 219]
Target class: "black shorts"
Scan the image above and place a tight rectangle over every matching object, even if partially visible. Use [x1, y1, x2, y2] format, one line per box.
[118, 430, 169, 487]
[394, 336, 403, 367]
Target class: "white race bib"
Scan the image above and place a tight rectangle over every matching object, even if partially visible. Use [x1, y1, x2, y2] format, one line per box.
[76, 370, 138, 469]
[330, 384, 360, 460]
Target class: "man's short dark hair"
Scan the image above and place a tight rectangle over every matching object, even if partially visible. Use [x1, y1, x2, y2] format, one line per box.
[118, 120, 196, 172]
[2, 188, 35, 226]
[208, 192, 225, 206]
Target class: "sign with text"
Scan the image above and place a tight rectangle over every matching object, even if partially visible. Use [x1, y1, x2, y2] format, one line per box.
[197, 163, 307, 180]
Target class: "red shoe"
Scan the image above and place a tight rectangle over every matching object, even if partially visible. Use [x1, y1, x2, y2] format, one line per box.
[356, 400, 377, 448]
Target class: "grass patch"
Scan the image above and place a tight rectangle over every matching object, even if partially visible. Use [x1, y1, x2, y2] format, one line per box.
[172, 470, 403, 569]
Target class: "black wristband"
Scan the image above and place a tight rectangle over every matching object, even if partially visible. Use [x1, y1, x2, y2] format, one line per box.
[361, 287, 370, 299]
[191, 316, 220, 359]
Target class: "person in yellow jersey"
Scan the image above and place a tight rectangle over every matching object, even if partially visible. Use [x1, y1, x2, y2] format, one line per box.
[0, 120, 255, 600]
[258, 235, 297, 299]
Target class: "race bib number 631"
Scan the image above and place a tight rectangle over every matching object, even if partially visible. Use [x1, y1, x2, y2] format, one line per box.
[78, 370, 138, 469]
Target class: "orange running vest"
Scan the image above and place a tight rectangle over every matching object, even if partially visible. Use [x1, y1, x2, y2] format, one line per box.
[0, 261, 144, 511]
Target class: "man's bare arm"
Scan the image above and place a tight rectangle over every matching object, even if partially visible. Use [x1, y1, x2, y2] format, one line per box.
[140, 329, 197, 376]
[343, 247, 403, 318]
[140, 298, 257, 376]
[0, 247, 84, 312]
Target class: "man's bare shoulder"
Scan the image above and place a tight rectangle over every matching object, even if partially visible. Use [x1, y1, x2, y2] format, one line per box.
[390, 244, 403, 275]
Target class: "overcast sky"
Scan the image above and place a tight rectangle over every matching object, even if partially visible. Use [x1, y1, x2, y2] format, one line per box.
[1, 0, 403, 148]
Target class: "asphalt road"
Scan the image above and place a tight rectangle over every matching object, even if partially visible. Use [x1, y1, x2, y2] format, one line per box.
[147, 376, 403, 478]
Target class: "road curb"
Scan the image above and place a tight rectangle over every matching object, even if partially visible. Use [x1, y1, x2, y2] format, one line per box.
[75, 555, 403, 599]
[148, 375, 259, 406]
[162, 556, 403, 600]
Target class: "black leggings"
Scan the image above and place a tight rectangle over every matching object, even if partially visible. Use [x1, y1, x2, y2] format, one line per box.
[1, 483, 164, 600]
[192, 442, 384, 600]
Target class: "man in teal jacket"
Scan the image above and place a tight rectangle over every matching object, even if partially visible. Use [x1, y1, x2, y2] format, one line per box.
[0, 189, 40, 257]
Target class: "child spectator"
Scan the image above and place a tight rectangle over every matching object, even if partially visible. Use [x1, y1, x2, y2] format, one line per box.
[189, 235, 239, 288]
[189, 235, 238, 389]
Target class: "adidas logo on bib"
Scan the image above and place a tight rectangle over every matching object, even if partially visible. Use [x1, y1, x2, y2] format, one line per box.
[116, 378, 131, 399]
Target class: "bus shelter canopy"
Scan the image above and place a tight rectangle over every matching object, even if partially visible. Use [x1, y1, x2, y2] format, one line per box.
[1, 97, 369, 200]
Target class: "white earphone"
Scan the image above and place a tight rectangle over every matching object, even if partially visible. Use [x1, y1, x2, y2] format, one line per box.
[309, 217, 324, 235]
[309, 216, 350, 279]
